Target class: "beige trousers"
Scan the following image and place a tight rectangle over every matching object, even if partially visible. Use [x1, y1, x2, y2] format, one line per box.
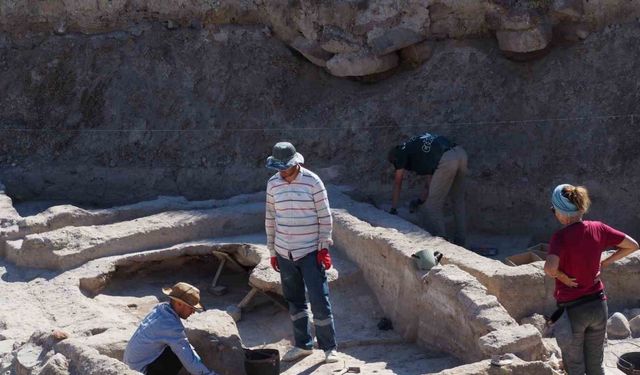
[423, 146, 468, 246]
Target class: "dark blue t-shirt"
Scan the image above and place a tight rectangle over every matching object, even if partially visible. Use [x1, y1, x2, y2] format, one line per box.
[393, 133, 454, 175]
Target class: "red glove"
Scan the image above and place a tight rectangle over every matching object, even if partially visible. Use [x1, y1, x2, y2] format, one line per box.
[270, 256, 280, 272]
[317, 248, 332, 270]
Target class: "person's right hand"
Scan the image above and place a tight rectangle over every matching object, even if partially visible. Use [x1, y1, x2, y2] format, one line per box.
[558, 273, 578, 288]
[270, 256, 280, 272]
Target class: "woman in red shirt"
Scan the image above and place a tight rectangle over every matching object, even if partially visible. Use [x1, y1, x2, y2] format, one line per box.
[544, 184, 638, 375]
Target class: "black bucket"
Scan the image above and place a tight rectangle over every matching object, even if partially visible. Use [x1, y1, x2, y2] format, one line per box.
[618, 352, 640, 375]
[244, 348, 280, 375]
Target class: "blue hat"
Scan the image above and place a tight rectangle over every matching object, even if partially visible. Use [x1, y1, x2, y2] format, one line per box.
[266, 142, 304, 171]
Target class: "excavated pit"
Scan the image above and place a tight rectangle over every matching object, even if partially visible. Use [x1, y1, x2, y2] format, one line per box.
[2, 187, 639, 374]
[2, 2, 640, 373]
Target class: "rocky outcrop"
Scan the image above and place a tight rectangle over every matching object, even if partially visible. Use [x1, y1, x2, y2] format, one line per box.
[2, 0, 636, 78]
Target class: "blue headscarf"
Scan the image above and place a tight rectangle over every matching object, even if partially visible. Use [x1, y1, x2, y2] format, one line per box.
[551, 184, 580, 216]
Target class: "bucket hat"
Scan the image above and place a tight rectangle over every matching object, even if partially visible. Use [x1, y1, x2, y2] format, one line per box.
[162, 282, 203, 310]
[266, 142, 304, 171]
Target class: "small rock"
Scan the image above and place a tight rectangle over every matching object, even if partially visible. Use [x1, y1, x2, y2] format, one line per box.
[189, 20, 203, 30]
[554, 23, 590, 42]
[54, 21, 67, 35]
[52, 330, 69, 341]
[129, 25, 146, 37]
[607, 312, 631, 339]
[576, 28, 590, 40]
[326, 51, 399, 77]
[630, 316, 640, 338]
[165, 20, 179, 30]
[226, 305, 241, 322]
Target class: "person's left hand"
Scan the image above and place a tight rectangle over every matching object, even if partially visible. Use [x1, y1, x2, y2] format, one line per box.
[594, 270, 602, 285]
[317, 248, 332, 270]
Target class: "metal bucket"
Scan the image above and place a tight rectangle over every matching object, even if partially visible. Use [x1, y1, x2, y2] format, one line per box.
[244, 348, 280, 375]
[618, 352, 640, 375]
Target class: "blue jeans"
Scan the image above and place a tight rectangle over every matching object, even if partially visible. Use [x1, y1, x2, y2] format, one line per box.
[277, 251, 337, 351]
[554, 299, 608, 375]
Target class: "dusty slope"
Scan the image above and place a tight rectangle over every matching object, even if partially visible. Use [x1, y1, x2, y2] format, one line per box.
[1, 21, 640, 240]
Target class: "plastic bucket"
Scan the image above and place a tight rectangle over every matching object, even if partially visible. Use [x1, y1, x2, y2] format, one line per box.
[618, 352, 640, 375]
[244, 348, 280, 375]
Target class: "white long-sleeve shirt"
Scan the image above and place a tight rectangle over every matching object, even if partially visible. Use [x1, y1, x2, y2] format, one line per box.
[265, 167, 333, 261]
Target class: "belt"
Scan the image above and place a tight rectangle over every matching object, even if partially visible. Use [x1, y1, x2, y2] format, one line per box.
[548, 291, 605, 323]
[557, 290, 605, 309]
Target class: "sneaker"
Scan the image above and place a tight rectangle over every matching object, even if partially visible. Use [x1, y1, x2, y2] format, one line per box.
[282, 347, 313, 362]
[324, 349, 340, 363]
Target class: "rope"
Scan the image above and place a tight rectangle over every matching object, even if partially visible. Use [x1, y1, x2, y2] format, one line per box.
[0, 113, 636, 133]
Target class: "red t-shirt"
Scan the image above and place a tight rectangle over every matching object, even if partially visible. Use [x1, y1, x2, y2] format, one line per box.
[549, 221, 626, 303]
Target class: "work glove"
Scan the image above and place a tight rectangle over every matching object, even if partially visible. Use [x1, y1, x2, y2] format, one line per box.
[317, 248, 332, 270]
[270, 256, 280, 272]
[389, 207, 398, 215]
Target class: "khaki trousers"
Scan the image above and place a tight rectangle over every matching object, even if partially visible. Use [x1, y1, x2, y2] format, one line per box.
[423, 146, 468, 246]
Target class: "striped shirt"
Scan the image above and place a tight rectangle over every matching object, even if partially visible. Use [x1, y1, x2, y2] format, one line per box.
[265, 167, 333, 261]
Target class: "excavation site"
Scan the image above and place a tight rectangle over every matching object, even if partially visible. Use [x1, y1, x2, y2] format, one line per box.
[1, 1, 640, 374]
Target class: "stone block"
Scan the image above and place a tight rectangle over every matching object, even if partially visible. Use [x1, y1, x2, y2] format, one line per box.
[290, 37, 334, 67]
[319, 25, 361, 54]
[39, 353, 70, 375]
[186, 310, 245, 375]
[326, 51, 399, 77]
[478, 324, 546, 361]
[520, 313, 547, 335]
[368, 27, 425, 55]
[501, 9, 541, 31]
[496, 23, 552, 53]
[551, 0, 584, 21]
[55, 340, 139, 375]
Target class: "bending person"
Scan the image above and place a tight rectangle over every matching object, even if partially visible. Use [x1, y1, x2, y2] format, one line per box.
[387, 132, 467, 246]
[544, 184, 638, 375]
[124, 282, 217, 375]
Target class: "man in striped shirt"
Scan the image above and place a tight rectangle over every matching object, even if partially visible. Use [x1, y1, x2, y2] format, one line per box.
[265, 142, 340, 364]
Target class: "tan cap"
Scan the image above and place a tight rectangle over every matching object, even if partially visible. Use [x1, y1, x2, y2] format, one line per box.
[162, 282, 203, 310]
